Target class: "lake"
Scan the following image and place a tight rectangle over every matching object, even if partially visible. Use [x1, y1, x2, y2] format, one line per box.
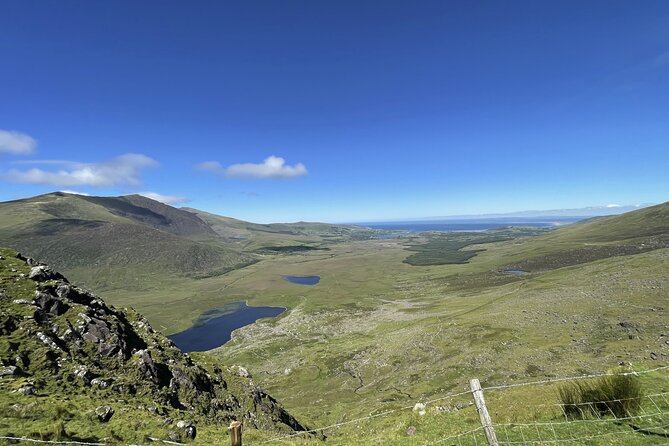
[284, 275, 321, 285]
[168, 301, 285, 352]
[361, 217, 583, 234]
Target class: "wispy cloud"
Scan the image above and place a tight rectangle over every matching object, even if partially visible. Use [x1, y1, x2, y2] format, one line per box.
[3, 153, 158, 187]
[195, 160, 225, 175]
[197, 156, 307, 179]
[606, 204, 622, 208]
[138, 191, 190, 205]
[60, 190, 90, 196]
[0, 129, 37, 155]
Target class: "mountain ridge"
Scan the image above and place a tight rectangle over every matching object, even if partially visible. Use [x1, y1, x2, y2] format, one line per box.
[355, 203, 655, 223]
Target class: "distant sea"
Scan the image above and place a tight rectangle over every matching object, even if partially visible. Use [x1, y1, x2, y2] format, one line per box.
[359, 217, 585, 234]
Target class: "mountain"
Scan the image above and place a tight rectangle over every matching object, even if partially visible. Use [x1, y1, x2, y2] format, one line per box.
[77, 194, 219, 237]
[0, 192, 376, 292]
[545, 201, 669, 241]
[0, 248, 309, 443]
[0, 192, 253, 289]
[488, 203, 653, 218]
[371, 203, 654, 222]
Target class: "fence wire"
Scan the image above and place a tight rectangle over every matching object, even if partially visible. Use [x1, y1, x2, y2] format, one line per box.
[248, 364, 669, 445]
[3, 365, 668, 445]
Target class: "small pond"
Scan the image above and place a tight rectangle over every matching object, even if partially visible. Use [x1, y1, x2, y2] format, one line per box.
[284, 275, 321, 285]
[168, 301, 285, 352]
[504, 269, 529, 275]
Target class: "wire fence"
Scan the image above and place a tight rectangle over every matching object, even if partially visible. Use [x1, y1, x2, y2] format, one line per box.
[253, 363, 669, 445]
[3, 365, 668, 445]
[485, 365, 669, 446]
[494, 391, 669, 445]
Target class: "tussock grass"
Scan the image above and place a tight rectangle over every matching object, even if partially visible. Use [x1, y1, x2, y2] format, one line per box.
[559, 371, 642, 418]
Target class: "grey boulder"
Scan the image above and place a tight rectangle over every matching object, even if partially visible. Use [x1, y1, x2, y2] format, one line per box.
[95, 405, 114, 422]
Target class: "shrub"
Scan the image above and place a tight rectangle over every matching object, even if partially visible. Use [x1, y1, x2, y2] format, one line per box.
[558, 372, 642, 419]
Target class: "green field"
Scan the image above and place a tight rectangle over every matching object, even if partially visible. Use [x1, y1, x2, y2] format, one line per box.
[402, 226, 549, 265]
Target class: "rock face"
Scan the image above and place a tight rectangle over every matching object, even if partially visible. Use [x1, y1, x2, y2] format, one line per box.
[0, 249, 309, 438]
[95, 405, 114, 422]
[34, 291, 69, 315]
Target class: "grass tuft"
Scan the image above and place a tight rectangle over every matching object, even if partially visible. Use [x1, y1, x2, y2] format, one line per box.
[558, 371, 642, 419]
[52, 421, 67, 440]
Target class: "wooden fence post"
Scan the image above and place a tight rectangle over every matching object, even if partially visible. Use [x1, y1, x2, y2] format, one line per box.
[470, 378, 498, 446]
[228, 421, 243, 446]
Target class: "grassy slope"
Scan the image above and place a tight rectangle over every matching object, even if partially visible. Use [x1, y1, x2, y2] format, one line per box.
[0, 193, 254, 292]
[469, 202, 669, 272]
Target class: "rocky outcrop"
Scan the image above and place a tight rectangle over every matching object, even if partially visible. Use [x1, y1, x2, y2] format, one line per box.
[34, 291, 69, 315]
[0, 249, 310, 440]
[29, 265, 67, 282]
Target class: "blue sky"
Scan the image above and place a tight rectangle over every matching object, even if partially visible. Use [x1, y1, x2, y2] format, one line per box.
[1, 1, 668, 223]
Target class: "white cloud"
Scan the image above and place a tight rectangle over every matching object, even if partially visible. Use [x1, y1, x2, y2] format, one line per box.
[3, 153, 158, 187]
[195, 160, 225, 174]
[606, 204, 622, 208]
[0, 129, 37, 155]
[138, 191, 190, 205]
[227, 156, 307, 179]
[197, 155, 307, 179]
[60, 190, 90, 196]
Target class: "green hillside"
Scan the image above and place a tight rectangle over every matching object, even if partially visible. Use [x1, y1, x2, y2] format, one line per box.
[78, 194, 219, 238]
[468, 202, 669, 273]
[0, 248, 310, 444]
[549, 203, 669, 242]
[0, 193, 253, 287]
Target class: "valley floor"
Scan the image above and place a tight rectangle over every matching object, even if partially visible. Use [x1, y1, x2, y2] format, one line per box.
[98, 231, 669, 444]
